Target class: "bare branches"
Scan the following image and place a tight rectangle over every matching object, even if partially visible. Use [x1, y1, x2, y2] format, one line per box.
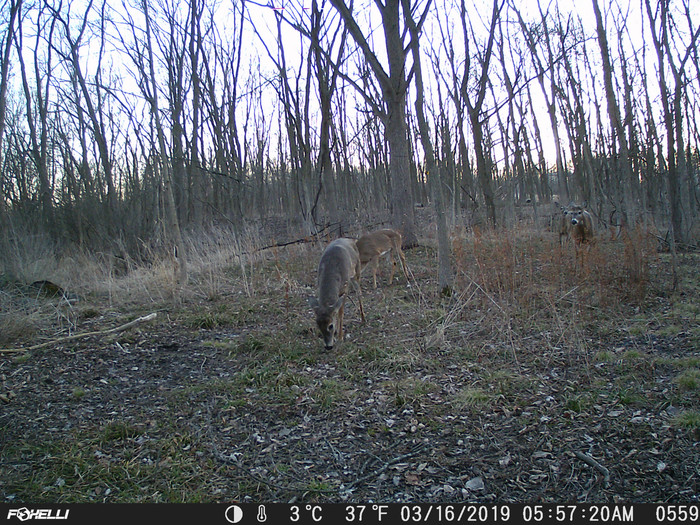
[0, 313, 158, 354]
[1, 0, 699, 257]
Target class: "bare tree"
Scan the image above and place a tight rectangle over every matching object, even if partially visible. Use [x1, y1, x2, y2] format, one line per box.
[117, 0, 186, 283]
[592, 0, 637, 225]
[461, 0, 503, 226]
[49, 0, 118, 226]
[644, 0, 700, 245]
[307, 0, 348, 226]
[0, 0, 21, 222]
[512, 2, 568, 204]
[198, 2, 247, 221]
[403, 0, 452, 293]
[329, 0, 420, 247]
[433, 3, 477, 221]
[14, 1, 56, 230]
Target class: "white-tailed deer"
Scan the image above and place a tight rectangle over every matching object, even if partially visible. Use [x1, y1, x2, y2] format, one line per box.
[557, 205, 572, 247]
[356, 229, 409, 289]
[567, 203, 595, 253]
[308, 238, 366, 350]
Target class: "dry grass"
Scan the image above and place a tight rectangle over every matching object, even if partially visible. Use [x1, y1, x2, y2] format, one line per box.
[0, 223, 684, 356]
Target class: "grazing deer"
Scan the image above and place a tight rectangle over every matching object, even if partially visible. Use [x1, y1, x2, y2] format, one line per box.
[356, 229, 409, 289]
[567, 203, 595, 253]
[308, 238, 366, 350]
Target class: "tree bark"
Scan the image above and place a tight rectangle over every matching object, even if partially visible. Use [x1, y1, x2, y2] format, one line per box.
[461, 0, 502, 227]
[0, 0, 21, 221]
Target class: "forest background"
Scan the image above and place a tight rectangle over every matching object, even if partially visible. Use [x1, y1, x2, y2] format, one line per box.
[1, 0, 699, 285]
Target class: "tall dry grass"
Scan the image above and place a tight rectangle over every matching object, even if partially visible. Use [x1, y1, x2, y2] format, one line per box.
[0, 224, 304, 348]
[452, 224, 656, 308]
[447, 224, 659, 363]
[1, 221, 660, 351]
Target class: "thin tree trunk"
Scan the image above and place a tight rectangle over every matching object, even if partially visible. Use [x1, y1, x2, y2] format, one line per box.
[404, 0, 452, 293]
[0, 0, 21, 222]
[592, 0, 636, 223]
[142, 0, 186, 288]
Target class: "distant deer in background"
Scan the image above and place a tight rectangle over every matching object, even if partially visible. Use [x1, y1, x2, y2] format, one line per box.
[556, 202, 594, 253]
[308, 238, 365, 350]
[557, 205, 573, 247]
[567, 202, 595, 254]
[356, 229, 409, 289]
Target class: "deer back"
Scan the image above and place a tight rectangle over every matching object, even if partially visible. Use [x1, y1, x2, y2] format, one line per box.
[316, 238, 360, 307]
[357, 229, 399, 264]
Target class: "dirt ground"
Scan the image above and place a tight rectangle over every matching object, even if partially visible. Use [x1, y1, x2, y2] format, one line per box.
[1, 232, 698, 503]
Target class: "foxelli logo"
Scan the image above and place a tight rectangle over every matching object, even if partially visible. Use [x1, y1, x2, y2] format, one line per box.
[7, 508, 70, 521]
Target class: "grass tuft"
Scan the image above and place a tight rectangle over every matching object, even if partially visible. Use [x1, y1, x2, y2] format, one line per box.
[675, 369, 700, 391]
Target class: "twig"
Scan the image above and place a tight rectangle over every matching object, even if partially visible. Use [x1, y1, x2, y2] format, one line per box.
[255, 222, 342, 253]
[573, 451, 611, 487]
[0, 313, 158, 354]
[556, 286, 581, 303]
[343, 443, 429, 492]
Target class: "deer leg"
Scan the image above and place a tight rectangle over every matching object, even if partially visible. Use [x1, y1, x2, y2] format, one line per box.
[372, 257, 379, 289]
[337, 300, 345, 341]
[351, 273, 366, 323]
[357, 291, 365, 323]
[389, 252, 396, 284]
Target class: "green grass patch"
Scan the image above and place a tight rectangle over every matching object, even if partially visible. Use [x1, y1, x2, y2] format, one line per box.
[11, 353, 32, 364]
[657, 324, 683, 337]
[3, 430, 218, 502]
[675, 369, 700, 391]
[628, 324, 647, 336]
[315, 379, 348, 409]
[452, 387, 493, 409]
[621, 349, 643, 361]
[672, 410, 700, 430]
[594, 350, 614, 363]
[563, 394, 590, 413]
[655, 356, 700, 368]
[235, 335, 267, 354]
[72, 388, 86, 400]
[185, 311, 235, 330]
[391, 378, 440, 407]
[102, 421, 142, 442]
[617, 388, 644, 406]
[487, 370, 533, 401]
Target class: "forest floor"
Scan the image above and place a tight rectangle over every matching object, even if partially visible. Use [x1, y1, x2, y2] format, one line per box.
[1, 226, 699, 504]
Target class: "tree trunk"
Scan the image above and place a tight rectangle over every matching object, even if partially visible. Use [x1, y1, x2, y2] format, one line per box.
[404, 0, 452, 293]
[142, 0, 186, 288]
[592, 0, 636, 223]
[0, 0, 21, 222]
[329, 0, 417, 247]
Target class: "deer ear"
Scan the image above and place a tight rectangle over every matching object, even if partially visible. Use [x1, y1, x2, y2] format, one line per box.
[332, 296, 346, 311]
[308, 297, 320, 311]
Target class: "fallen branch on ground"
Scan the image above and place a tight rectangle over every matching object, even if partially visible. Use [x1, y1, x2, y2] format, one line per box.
[0, 313, 158, 354]
[573, 450, 611, 487]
